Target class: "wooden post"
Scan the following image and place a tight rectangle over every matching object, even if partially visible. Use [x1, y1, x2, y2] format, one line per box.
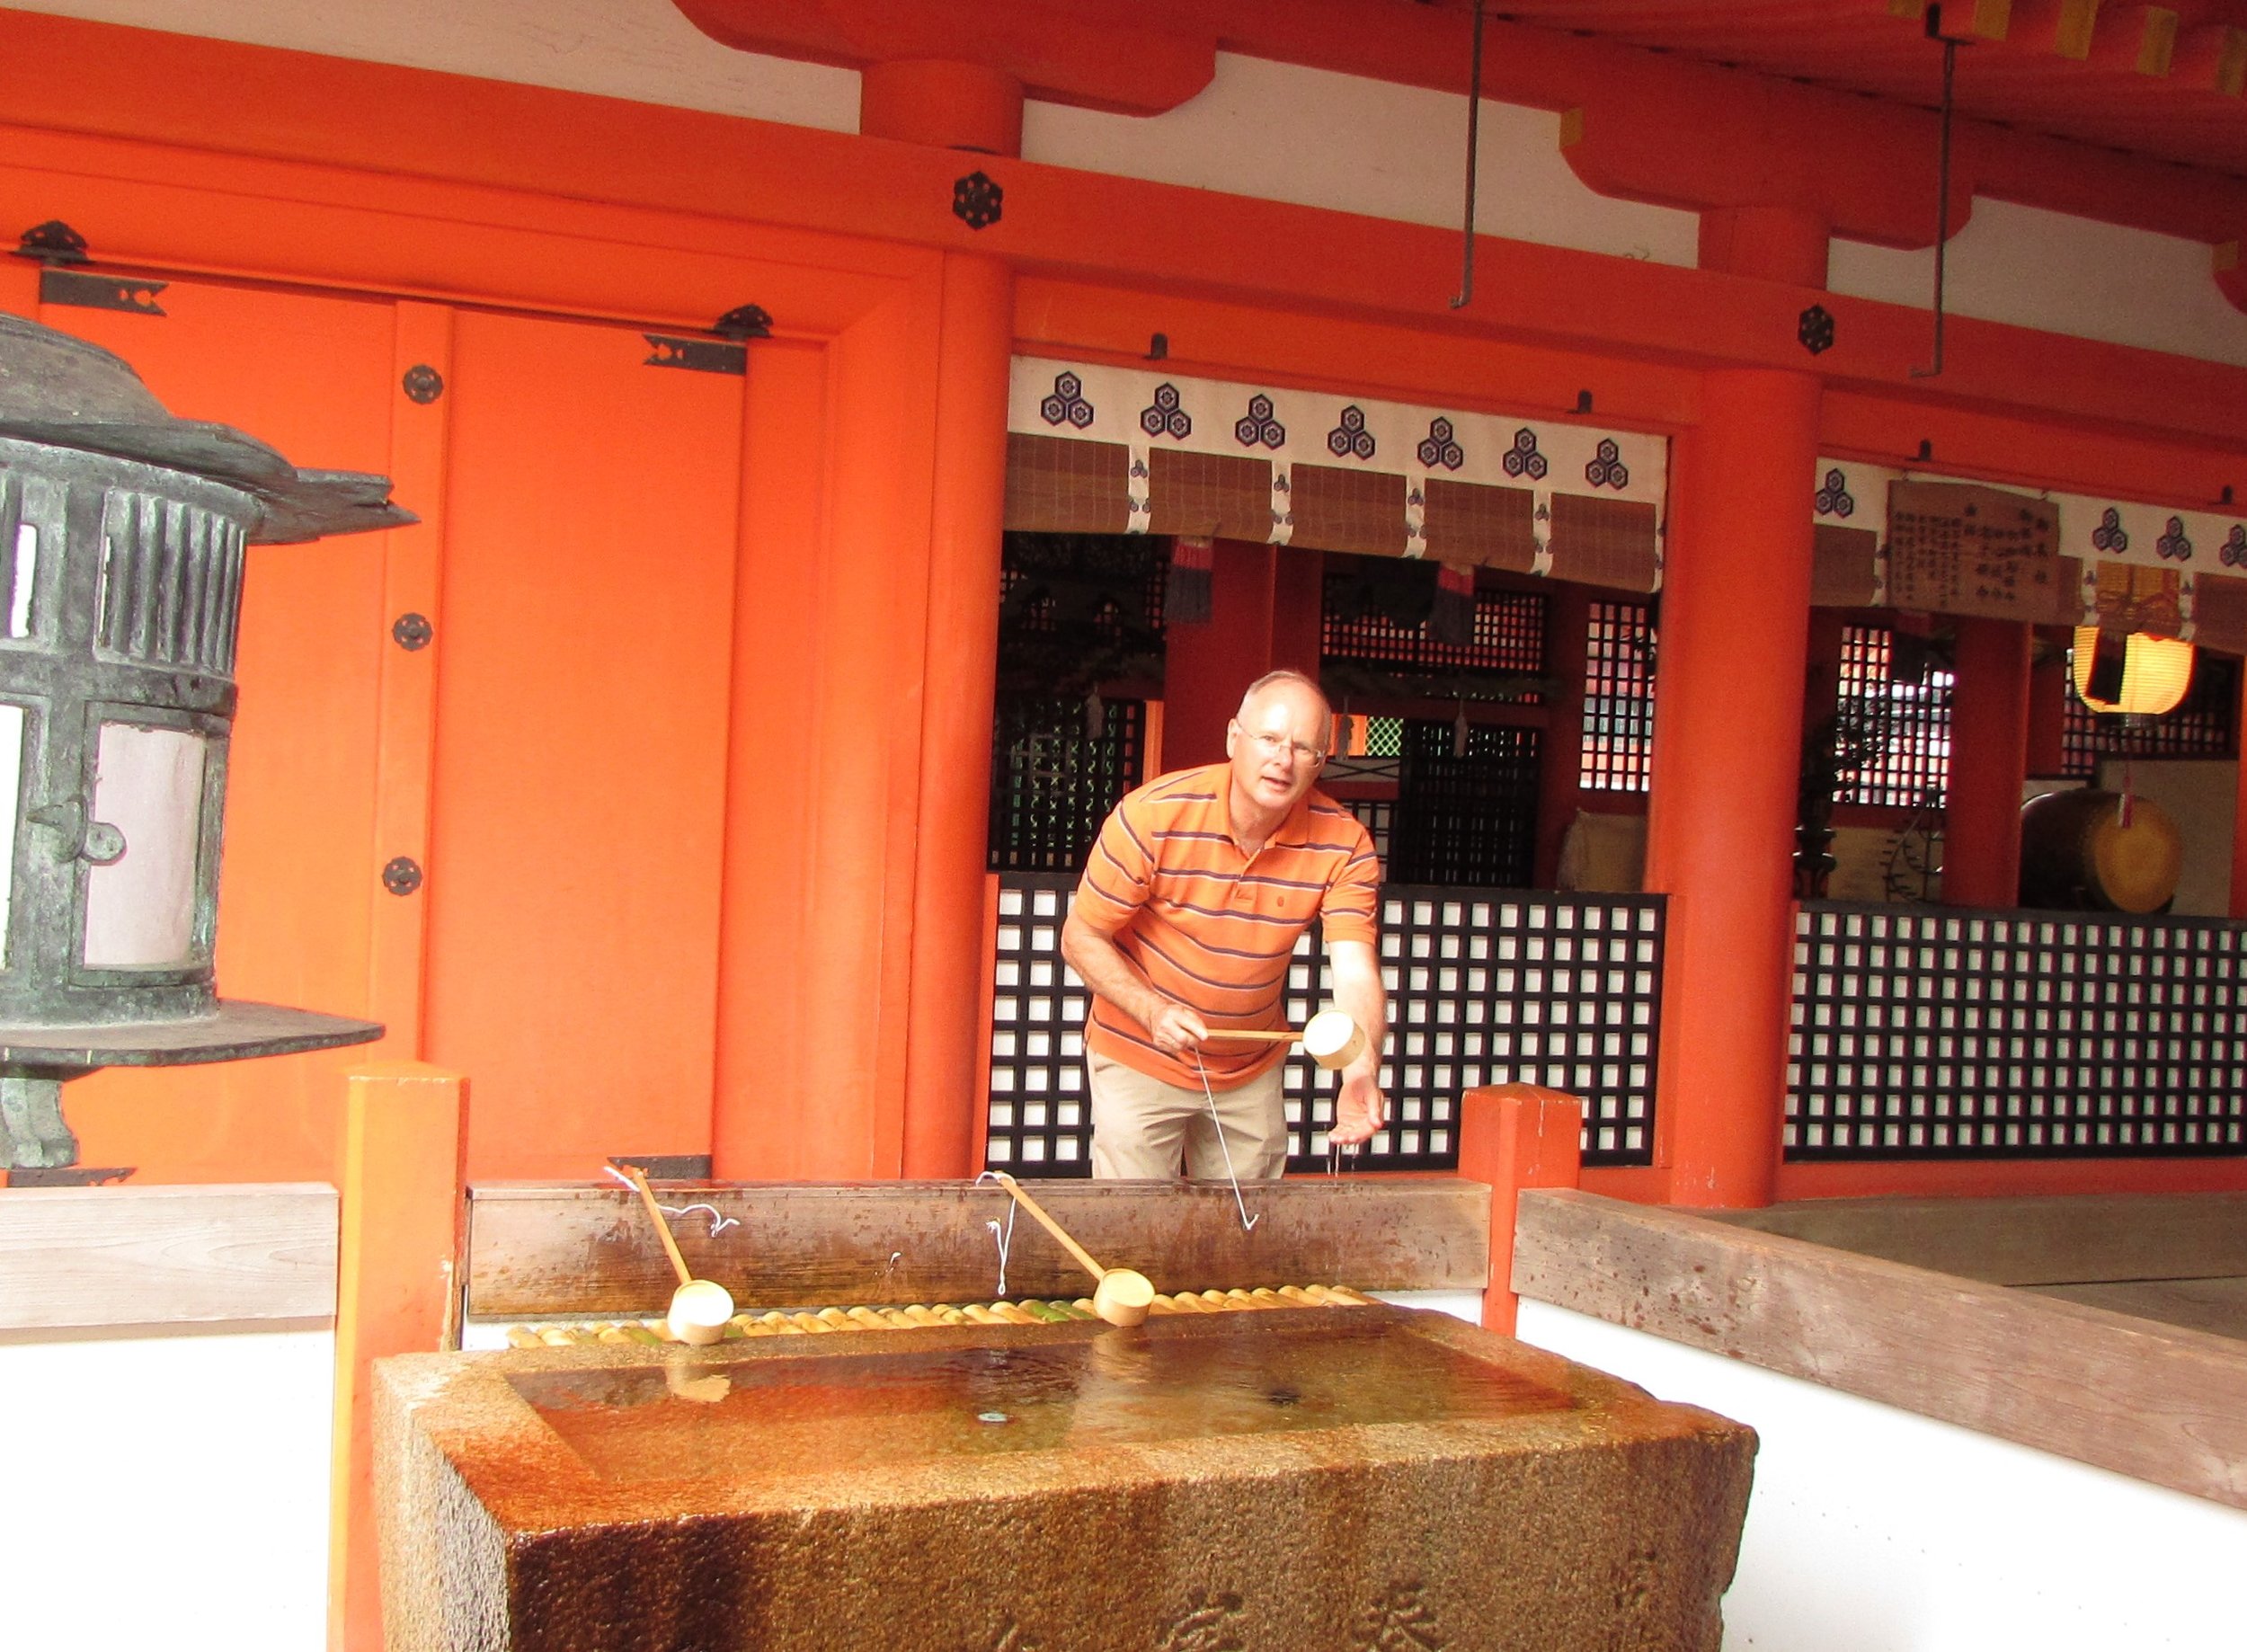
[1944, 617, 2032, 907]
[329, 1063, 467, 1652]
[1456, 1082, 1583, 1334]
[1644, 368, 1820, 1208]
[366, 301, 454, 1055]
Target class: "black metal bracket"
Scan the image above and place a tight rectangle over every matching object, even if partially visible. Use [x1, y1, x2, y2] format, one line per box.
[952, 171, 1004, 230]
[644, 335, 746, 376]
[1798, 304, 1836, 356]
[13, 220, 88, 265]
[40, 268, 166, 316]
[712, 305, 772, 340]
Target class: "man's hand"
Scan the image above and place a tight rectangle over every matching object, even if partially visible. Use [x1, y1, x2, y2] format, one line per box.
[1330, 1069, 1386, 1146]
[1147, 1000, 1209, 1056]
[1324, 938, 1389, 1149]
[1062, 912, 1212, 1056]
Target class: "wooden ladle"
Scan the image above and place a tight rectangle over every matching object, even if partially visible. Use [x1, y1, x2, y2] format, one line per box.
[991, 1172, 1156, 1328]
[1206, 1008, 1368, 1071]
[622, 1165, 734, 1346]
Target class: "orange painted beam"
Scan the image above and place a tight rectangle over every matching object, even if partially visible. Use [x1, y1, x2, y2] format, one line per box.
[1455, 1083, 1584, 1335]
[328, 1063, 467, 1652]
[2, 11, 2245, 465]
[674, 0, 1216, 116]
[1109, 0, 2247, 245]
[1777, 1153, 2247, 1199]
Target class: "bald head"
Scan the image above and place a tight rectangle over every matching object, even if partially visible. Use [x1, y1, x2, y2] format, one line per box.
[1226, 671, 1331, 829]
[1236, 669, 1330, 725]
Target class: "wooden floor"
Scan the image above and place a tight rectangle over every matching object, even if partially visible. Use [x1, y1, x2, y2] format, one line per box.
[2026, 1276, 2247, 1342]
[1706, 1190, 2247, 1344]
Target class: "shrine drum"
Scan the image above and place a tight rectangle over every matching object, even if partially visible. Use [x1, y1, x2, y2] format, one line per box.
[2018, 789, 2183, 914]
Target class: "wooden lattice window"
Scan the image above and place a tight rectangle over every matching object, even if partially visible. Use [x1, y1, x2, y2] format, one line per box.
[1832, 625, 1952, 810]
[1581, 600, 1656, 793]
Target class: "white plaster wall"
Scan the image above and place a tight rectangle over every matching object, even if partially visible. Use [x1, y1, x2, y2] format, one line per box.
[1516, 1300, 2247, 1652]
[2092, 757, 2238, 918]
[1832, 198, 2247, 368]
[1024, 54, 1701, 268]
[0, 1325, 334, 1652]
[13, 1, 2247, 367]
[5, 0, 860, 129]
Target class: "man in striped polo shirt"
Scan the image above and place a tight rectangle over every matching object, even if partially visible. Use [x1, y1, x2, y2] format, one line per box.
[1061, 670, 1388, 1179]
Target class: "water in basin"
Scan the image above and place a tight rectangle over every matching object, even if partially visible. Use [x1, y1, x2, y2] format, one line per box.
[510, 1316, 1576, 1485]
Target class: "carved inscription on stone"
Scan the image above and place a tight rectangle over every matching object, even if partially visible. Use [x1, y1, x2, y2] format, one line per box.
[1155, 1588, 1247, 1651]
[1349, 1579, 1446, 1650]
[962, 1620, 1044, 1652]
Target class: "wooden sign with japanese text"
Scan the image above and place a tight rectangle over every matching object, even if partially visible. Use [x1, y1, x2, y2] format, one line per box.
[1886, 480, 2064, 621]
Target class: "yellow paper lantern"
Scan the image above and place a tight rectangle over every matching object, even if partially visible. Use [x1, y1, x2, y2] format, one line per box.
[2071, 626, 2194, 716]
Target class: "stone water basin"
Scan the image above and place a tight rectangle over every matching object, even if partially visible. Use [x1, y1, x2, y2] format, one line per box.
[377, 1304, 1754, 1651]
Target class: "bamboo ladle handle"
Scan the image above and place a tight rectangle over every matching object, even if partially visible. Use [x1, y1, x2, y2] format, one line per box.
[1201, 1028, 1300, 1044]
[991, 1171, 1107, 1288]
[624, 1165, 695, 1290]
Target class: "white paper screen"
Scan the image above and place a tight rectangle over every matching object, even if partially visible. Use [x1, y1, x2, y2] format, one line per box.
[82, 723, 207, 970]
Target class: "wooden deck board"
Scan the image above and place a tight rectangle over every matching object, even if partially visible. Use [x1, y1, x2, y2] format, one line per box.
[0, 1182, 337, 1329]
[2028, 1276, 2247, 1343]
[1703, 1192, 2247, 1285]
[1514, 1189, 2247, 1511]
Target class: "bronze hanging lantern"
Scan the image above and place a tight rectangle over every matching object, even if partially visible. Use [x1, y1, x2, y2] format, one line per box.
[0, 313, 410, 1168]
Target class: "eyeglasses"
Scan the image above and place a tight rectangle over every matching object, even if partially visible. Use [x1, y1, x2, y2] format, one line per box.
[1240, 728, 1325, 765]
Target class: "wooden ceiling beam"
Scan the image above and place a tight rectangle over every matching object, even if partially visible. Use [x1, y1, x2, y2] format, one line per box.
[2004, 0, 2104, 58]
[2083, 3, 2181, 72]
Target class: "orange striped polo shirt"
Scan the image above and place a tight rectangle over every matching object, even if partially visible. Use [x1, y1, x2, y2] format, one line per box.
[1072, 762, 1380, 1089]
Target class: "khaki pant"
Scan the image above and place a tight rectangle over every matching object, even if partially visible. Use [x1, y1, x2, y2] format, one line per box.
[1087, 1052, 1289, 1180]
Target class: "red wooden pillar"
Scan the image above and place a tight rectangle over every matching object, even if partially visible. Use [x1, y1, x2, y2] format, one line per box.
[1161, 539, 1322, 770]
[1944, 617, 2033, 907]
[716, 67, 1017, 1180]
[1456, 1083, 1583, 1335]
[1534, 582, 1592, 888]
[330, 1063, 467, 1651]
[2233, 668, 2247, 919]
[2027, 626, 2071, 777]
[1644, 369, 1820, 1209]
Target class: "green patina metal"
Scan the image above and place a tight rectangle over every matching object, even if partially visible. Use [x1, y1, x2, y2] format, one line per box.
[0, 313, 409, 1167]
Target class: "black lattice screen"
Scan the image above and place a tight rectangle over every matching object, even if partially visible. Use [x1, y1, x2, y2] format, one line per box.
[1788, 902, 2247, 1159]
[1581, 600, 1656, 794]
[1321, 568, 1546, 690]
[1833, 625, 1953, 809]
[985, 875, 1090, 1174]
[987, 695, 1145, 872]
[1388, 720, 1541, 885]
[983, 874, 1664, 1175]
[1343, 797, 1395, 866]
[2059, 648, 2238, 777]
[1279, 888, 1662, 1168]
